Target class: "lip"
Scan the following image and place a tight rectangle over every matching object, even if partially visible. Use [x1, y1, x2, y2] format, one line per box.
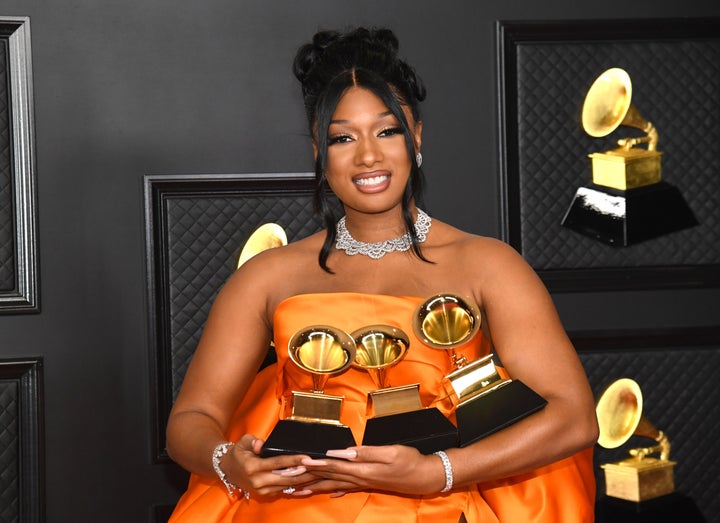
[352, 171, 391, 193]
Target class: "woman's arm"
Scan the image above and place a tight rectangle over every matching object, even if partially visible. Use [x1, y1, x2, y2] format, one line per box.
[165, 251, 319, 496]
[446, 237, 598, 485]
[165, 258, 274, 475]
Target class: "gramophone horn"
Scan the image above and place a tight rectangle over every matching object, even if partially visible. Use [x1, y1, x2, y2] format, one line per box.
[351, 325, 409, 389]
[237, 222, 288, 268]
[581, 68, 658, 150]
[596, 378, 670, 460]
[288, 325, 356, 393]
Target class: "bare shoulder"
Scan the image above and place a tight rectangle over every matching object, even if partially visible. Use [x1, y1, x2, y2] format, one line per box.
[429, 220, 525, 268]
[424, 220, 541, 298]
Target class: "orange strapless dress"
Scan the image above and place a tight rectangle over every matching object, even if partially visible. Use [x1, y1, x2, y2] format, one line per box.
[169, 293, 595, 522]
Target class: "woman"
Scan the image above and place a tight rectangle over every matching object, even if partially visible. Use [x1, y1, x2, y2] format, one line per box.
[167, 27, 598, 522]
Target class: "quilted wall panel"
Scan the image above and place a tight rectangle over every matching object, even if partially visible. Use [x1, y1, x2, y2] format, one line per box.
[579, 344, 720, 520]
[514, 40, 720, 270]
[165, 191, 330, 400]
[0, 380, 19, 522]
[0, 38, 15, 292]
[497, 19, 720, 290]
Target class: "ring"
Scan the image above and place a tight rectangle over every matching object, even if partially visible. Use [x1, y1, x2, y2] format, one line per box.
[282, 486, 296, 495]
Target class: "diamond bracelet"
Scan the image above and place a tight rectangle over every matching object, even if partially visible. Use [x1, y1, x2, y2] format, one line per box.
[433, 450, 454, 493]
[212, 441, 249, 499]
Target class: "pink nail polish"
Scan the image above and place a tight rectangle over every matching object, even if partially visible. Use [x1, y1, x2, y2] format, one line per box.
[326, 449, 357, 459]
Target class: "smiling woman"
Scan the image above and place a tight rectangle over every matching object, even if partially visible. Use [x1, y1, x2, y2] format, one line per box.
[166, 27, 598, 523]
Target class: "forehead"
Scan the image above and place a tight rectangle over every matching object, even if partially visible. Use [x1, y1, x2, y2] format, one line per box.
[332, 87, 390, 117]
[331, 86, 414, 125]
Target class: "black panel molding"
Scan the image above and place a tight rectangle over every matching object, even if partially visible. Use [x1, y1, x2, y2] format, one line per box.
[0, 17, 39, 313]
[0, 357, 45, 522]
[570, 325, 720, 351]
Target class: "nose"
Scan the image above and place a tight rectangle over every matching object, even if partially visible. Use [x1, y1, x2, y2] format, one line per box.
[355, 137, 383, 167]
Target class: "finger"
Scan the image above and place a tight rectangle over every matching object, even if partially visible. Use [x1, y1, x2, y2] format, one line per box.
[251, 437, 265, 454]
[236, 434, 259, 450]
[271, 465, 307, 477]
[326, 444, 404, 464]
[299, 478, 361, 494]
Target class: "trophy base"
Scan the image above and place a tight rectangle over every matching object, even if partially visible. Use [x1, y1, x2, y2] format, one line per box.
[561, 182, 697, 246]
[602, 457, 676, 502]
[260, 419, 357, 459]
[457, 380, 547, 447]
[362, 407, 458, 454]
[596, 492, 704, 523]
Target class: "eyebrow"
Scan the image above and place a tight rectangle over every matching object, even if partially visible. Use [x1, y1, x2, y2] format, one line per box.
[330, 111, 395, 125]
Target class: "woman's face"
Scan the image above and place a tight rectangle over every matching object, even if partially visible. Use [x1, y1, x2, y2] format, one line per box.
[319, 86, 422, 215]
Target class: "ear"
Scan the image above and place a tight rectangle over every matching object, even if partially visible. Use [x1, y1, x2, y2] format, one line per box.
[413, 120, 423, 153]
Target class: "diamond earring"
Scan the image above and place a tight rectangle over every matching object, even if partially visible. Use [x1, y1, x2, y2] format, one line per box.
[416, 152, 423, 168]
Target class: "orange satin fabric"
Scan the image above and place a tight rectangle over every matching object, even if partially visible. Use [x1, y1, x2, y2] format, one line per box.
[169, 293, 595, 522]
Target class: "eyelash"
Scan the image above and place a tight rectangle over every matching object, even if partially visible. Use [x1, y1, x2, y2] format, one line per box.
[327, 127, 404, 145]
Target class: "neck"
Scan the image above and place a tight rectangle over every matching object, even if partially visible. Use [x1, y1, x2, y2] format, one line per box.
[342, 204, 418, 243]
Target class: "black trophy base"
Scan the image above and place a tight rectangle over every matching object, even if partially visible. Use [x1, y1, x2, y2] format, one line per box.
[561, 181, 698, 246]
[260, 419, 357, 459]
[362, 407, 458, 454]
[596, 493, 705, 523]
[457, 380, 547, 447]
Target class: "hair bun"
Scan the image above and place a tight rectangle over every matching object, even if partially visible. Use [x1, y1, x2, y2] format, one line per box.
[294, 27, 426, 126]
[293, 30, 340, 86]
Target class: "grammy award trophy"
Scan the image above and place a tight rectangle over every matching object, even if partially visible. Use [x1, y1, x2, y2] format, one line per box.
[261, 325, 357, 458]
[352, 325, 457, 454]
[413, 293, 547, 447]
[562, 68, 697, 245]
[596, 378, 676, 503]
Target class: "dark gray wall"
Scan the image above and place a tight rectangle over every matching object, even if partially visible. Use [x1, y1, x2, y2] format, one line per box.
[0, 1, 718, 521]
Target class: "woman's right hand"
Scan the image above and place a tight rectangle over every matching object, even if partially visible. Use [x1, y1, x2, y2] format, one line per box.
[224, 434, 320, 498]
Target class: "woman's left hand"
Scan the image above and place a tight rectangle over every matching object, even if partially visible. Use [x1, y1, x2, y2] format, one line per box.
[296, 445, 447, 496]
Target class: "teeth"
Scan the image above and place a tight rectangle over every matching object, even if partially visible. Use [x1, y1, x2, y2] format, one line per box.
[355, 175, 388, 186]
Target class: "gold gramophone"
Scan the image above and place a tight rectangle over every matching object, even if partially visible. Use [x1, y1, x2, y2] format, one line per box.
[413, 293, 547, 447]
[596, 378, 676, 502]
[261, 325, 357, 458]
[352, 324, 457, 453]
[237, 222, 287, 268]
[561, 68, 697, 245]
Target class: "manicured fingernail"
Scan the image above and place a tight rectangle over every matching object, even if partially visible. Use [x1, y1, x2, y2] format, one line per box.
[330, 491, 346, 498]
[271, 466, 307, 476]
[326, 449, 357, 459]
[292, 489, 313, 496]
[300, 457, 328, 466]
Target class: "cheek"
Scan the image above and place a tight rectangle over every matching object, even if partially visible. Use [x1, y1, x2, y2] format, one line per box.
[325, 149, 352, 177]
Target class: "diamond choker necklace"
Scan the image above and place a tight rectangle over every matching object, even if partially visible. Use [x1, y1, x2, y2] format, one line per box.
[335, 209, 432, 259]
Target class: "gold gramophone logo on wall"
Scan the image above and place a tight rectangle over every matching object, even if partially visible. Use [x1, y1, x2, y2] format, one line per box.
[596, 378, 676, 502]
[236, 222, 288, 268]
[561, 68, 697, 246]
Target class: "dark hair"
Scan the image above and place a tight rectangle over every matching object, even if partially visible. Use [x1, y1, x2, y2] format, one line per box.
[293, 27, 429, 272]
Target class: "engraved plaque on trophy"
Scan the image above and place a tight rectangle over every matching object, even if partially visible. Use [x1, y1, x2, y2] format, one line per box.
[413, 293, 547, 447]
[261, 325, 358, 458]
[352, 325, 458, 454]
